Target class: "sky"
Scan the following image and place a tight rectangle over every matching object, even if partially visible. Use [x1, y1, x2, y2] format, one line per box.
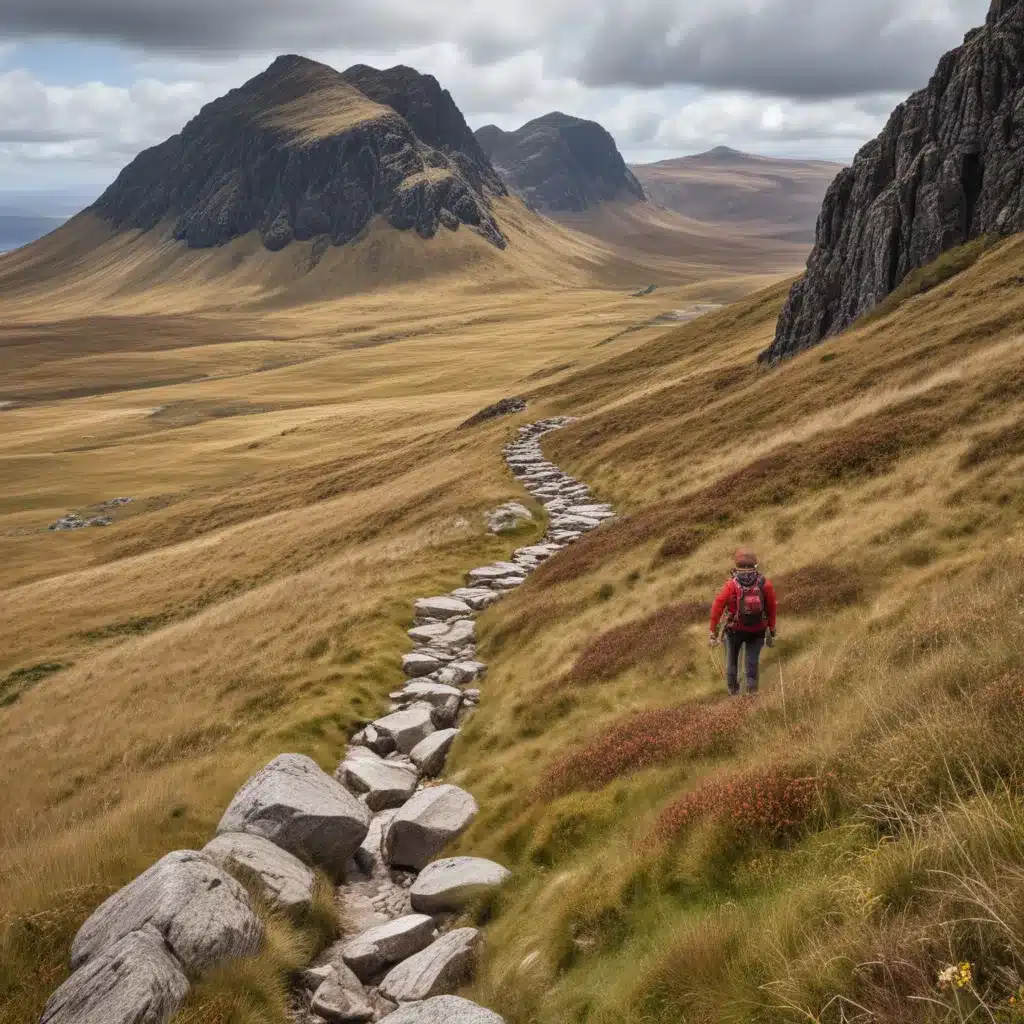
[0, 0, 988, 200]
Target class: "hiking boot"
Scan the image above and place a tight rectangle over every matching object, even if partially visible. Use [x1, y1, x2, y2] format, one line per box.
[727, 685, 740, 697]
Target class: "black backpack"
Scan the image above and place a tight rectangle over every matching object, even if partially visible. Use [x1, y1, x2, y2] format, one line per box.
[734, 574, 767, 629]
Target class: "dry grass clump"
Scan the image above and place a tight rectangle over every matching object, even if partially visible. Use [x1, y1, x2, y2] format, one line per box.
[650, 765, 833, 848]
[557, 603, 700, 688]
[539, 698, 749, 798]
[960, 413, 1024, 468]
[537, 385, 962, 589]
[772, 563, 865, 615]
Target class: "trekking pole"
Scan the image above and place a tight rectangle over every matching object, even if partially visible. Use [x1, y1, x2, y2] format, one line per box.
[775, 639, 788, 727]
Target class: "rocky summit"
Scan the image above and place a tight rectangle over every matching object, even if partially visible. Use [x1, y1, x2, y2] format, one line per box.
[766, 0, 1024, 361]
[91, 55, 507, 253]
[475, 113, 645, 213]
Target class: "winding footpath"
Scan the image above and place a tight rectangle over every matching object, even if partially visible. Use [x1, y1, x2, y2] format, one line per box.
[38, 418, 616, 1024]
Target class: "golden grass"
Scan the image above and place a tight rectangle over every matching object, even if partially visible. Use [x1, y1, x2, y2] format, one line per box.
[5, 176, 1024, 1024]
[0, 201, 791, 1022]
[261, 82, 393, 145]
[434, 236, 1024, 1022]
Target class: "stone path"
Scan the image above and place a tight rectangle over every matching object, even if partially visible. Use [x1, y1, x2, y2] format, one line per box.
[37, 417, 615, 1024]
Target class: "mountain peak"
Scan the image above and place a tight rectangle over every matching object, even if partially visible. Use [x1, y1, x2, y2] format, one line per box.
[475, 113, 644, 213]
[704, 145, 745, 159]
[89, 57, 507, 254]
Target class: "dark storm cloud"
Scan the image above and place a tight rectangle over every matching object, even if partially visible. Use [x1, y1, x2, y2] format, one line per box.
[0, 0, 983, 100]
[577, 0, 982, 99]
[0, 0, 440, 52]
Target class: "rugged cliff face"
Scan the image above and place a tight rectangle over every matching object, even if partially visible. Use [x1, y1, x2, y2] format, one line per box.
[766, 0, 1024, 361]
[475, 113, 645, 213]
[91, 55, 506, 253]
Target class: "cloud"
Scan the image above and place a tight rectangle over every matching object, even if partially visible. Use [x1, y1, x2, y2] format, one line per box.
[0, 0, 982, 100]
[576, 0, 982, 98]
[0, 68, 210, 167]
[0, 0, 988, 187]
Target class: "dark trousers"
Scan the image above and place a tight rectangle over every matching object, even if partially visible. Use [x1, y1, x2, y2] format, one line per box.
[725, 630, 765, 694]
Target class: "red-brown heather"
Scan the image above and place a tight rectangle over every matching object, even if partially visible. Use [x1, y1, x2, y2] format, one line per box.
[650, 764, 834, 848]
[539, 698, 750, 798]
[556, 602, 706, 689]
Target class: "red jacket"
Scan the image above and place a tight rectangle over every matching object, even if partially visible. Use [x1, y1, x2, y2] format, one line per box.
[710, 574, 777, 634]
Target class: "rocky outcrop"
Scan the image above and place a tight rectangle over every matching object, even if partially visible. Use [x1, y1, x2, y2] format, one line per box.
[475, 113, 645, 213]
[203, 832, 317, 913]
[91, 55, 506, 253]
[766, 0, 1024, 361]
[70, 851, 262, 973]
[340, 65, 506, 200]
[216, 753, 372, 875]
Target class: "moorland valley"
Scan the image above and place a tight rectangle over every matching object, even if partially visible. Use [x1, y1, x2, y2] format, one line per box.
[3, 3, 1024, 1021]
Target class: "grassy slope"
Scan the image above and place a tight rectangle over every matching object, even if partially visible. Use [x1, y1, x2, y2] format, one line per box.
[0, 204, 788, 1023]
[436, 237, 1024, 1022]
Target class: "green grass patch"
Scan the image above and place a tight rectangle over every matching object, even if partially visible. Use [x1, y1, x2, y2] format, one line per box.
[0, 663, 68, 707]
[856, 235, 999, 328]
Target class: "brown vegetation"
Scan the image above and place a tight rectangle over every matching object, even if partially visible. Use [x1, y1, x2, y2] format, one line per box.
[557, 603, 702, 687]
[540, 698, 749, 798]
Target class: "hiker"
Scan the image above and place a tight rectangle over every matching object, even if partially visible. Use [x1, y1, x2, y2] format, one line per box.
[708, 549, 777, 695]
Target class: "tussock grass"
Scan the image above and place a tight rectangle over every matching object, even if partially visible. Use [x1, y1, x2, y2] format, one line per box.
[445, 235, 1024, 1022]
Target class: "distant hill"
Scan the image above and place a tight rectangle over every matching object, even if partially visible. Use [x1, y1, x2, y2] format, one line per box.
[631, 146, 842, 242]
[475, 113, 645, 213]
[87, 55, 508, 253]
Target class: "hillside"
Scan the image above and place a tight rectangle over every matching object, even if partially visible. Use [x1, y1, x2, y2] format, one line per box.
[6, 29, 1024, 1024]
[631, 146, 842, 242]
[475, 113, 645, 213]
[3, 212, 1023, 1024]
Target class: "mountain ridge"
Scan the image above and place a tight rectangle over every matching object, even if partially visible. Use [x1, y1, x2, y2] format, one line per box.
[475, 113, 645, 213]
[631, 147, 842, 242]
[89, 55, 507, 254]
[766, 0, 1024, 360]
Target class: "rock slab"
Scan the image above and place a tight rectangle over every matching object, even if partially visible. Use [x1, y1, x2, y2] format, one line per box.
[410, 857, 511, 914]
[341, 914, 437, 980]
[217, 753, 371, 875]
[380, 928, 481, 1003]
[203, 832, 316, 913]
[383, 785, 479, 870]
[41, 929, 190, 1024]
[376, 996, 505, 1023]
[71, 850, 262, 973]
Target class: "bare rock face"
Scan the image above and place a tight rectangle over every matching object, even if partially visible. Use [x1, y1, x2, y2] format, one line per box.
[217, 753, 372, 875]
[383, 785, 479, 871]
[476, 113, 645, 212]
[41, 929, 190, 1024]
[376, 996, 505, 1023]
[203, 832, 316, 913]
[379, 928, 481, 1003]
[90, 56, 506, 254]
[767, 0, 1024, 361]
[70, 851, 262, 974]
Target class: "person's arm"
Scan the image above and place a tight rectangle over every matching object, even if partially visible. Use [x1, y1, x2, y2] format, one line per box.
[709, 581, 733, 636]
[764, 579, 777, 633]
